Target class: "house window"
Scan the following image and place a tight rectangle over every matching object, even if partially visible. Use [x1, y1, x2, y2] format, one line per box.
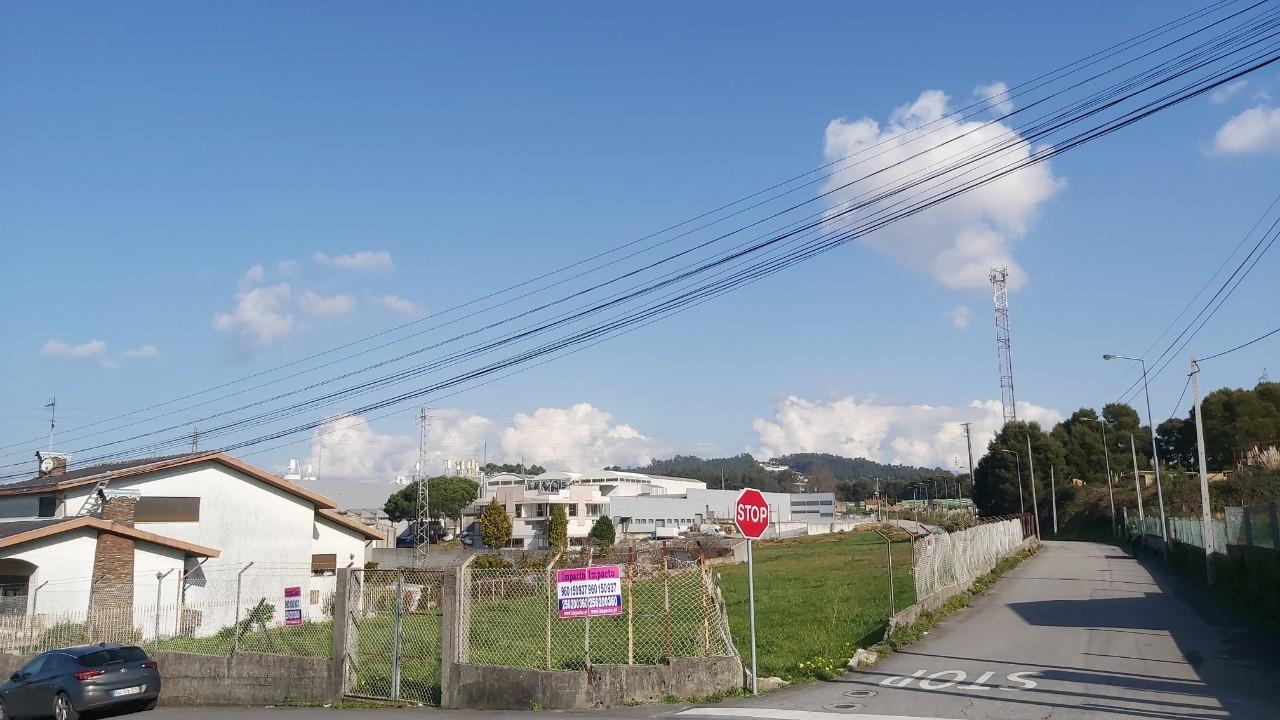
[536, 504, 546, 518]
[567, 504, 578, 517]
[37, 497, 57, 518]
[515, 505, 525, 519]
[135, 497, 200, 523]
[311, 553, 337, 575]
[587, 504, 605, 517]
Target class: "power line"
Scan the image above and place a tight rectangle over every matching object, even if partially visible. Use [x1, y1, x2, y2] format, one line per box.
[4, 5, 1277, 478]
[0, 2, 1255, 458]
[1200, 324, 1280, 361]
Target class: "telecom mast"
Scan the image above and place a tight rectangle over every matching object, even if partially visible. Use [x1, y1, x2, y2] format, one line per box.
[990, 267, 1017, 425]
[415, 407, 432, 565]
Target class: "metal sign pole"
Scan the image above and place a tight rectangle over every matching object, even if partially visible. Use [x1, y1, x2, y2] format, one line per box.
[746, 538, 758, 696]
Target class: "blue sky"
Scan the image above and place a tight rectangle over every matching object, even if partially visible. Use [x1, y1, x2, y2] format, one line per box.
[2, 1, 1278, 505]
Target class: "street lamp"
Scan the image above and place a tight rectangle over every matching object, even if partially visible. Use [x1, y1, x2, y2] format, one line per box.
[1103, 354, 1168, 551]
[1000, 449, 1025, 515]
[1080, 416, 1117, 537]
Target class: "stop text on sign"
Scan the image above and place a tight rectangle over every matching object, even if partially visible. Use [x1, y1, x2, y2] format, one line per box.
[737, 504, 768, 524]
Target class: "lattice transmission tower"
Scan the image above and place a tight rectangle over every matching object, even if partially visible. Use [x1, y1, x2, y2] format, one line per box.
[415, 407, 432, 565]
[990, 267, 1017, 425]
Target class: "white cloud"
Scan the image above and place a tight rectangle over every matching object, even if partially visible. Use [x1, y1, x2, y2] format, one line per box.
[313, 250, 394, 272]
[40, 339, 158, 368]
[1210, 105, 1280, 155]
[212, 283, 295, 353]
[298, 290, 356, 317]
[120, 344, 159, 359]
[949, 305, 971, 329]
[1210, 79, 1248, 105]
[378, 294, 423, 317]
[41, 339, 108, 362]
[974, 81, 1013, 115]
[502, 403, 668, 471]
[239, 264, 266, 291]
[751, 395, 1062, 469]
[277, 259, 299, 277]
[822, 87, 1064, 291]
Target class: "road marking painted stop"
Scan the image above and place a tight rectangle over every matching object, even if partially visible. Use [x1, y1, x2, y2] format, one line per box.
[879, 669, 1039, 691]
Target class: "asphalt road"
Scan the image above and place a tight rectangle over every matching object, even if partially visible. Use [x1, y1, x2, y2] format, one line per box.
[680, 540, 1279, 720]
[142, 541, 1278, 720]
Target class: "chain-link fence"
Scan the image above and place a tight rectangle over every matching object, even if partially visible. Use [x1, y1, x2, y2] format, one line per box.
[1126, 503, 1280, 554]
[343, 568, 443, 705]
[461, 553, 734, 671]
[912, 517, 1026, 599]
[0, 564, 336, 659]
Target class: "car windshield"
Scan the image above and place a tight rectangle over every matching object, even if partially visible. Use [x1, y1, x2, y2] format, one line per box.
[76, 646, 148, 667]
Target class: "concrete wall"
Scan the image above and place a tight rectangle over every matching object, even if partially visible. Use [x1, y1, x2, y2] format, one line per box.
[0, 651, 330, 707]
[445, 656, 743, 710]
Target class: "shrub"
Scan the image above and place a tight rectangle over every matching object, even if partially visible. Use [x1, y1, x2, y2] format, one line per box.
[589, 516, 616, 548]
[471, 554, 513, 569]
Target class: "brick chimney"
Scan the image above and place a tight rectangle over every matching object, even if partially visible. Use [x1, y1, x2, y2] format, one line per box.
[36, 451, 68, 478]
[88, 495, 138, 628]
[100, 493, 137, 527]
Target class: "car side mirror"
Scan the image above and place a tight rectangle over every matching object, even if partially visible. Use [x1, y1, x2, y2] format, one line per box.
[9, 673, 20, 682]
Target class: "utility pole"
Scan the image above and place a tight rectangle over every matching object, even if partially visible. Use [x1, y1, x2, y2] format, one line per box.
[1026, 435, 1040, 539]
[1097, 418, 1116, 537]
[1050, 465, 1058, 535]
[190, 426, 199, 453]
[961, 423, 974, 501]
[415, 408, 432, 566]
[1130, 433, 1144, 527]
[1191, 359, 1215, 585]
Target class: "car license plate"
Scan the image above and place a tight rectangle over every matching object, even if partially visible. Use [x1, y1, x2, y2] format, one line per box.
[111, 686, 143, 698]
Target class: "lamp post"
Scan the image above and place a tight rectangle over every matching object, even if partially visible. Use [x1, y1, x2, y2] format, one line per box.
[1081, 416, 1117, 537]
[1000, 449, 1025, 515]
[1103, 354, 1168, 553]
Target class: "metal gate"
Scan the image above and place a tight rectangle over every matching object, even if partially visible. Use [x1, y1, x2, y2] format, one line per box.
[344, 568, 444, 705]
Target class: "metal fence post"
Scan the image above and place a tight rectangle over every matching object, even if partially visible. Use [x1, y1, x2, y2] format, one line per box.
[584, 549, 592, 669]
[699, 548, 710, 656]
[391, 571, 403, 701]
[1270, 503, 1280, 550]
[626, 546, 634, 665]
[662, 554, 672, 659]
[154, 570, 172, 645]
[232, 562, 252, 656]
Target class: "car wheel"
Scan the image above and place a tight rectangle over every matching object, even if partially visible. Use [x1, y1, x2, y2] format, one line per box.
[53, 693, 79, 720]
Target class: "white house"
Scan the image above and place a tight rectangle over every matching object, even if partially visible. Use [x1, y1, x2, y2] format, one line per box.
[0, 451, 381, 638]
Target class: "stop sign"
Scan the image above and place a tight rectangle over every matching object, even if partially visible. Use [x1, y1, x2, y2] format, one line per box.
[734, 488, 771, 539]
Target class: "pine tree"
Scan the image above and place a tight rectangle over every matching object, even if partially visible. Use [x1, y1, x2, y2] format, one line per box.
[548, 503, 569, 550]
[478, 498, 512, 549]
[588, 515, 616, 548]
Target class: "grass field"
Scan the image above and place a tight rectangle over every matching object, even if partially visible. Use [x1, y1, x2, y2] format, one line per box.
[717, 531, 915, 681]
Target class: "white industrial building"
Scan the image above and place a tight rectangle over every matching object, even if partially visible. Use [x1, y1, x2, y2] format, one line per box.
[0, 451, 381, 637]
[467, 469, 836, 548]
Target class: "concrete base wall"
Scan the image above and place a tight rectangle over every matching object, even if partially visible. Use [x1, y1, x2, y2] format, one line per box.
[155, 651, 330, 706]
[446, 656, 743, 710]
[0, 651, 330, 707]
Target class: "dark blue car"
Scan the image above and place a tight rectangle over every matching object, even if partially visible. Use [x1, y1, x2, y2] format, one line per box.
[0, 644, 160, 720]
